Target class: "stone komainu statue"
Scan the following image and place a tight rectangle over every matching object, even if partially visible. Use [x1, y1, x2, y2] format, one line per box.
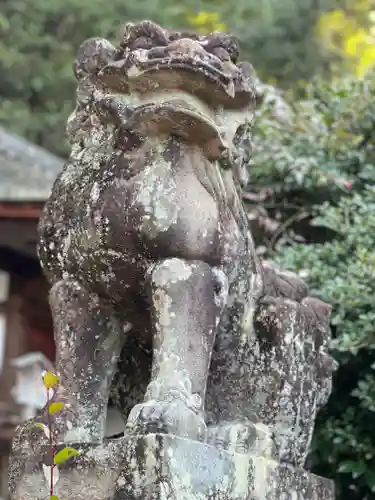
[9, 21, 337, 500]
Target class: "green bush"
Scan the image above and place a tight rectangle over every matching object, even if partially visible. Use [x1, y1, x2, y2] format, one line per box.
[249, 70, 375, 500]
[248, 72, 375, 249]
[0, 0, 339, 157]
[275, 189, 375, 500]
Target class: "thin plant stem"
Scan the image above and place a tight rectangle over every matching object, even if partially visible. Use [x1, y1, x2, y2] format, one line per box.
[46, 388, 55, 497]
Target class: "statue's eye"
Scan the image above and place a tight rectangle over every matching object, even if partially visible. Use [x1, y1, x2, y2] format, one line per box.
[225, 44, 239, 64]
[211, 47, 231, 62]
[129, 37, 154, 50]
[203, 34, 239, 64]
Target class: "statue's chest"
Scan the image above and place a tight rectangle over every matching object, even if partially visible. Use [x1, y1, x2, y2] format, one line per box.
[47, 150, 246, 280]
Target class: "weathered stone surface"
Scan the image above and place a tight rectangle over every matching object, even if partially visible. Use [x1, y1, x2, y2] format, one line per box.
[10, 434, 334, 500]
[206, 261, 338, 467]
[34, 19, 261, 445]
[9, 19, 336, 500]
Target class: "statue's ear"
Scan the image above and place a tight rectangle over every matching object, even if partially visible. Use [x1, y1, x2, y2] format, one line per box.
[233, 157, 249, 189]
[73, 38, 116, 81]
[231, 123, 253, 188]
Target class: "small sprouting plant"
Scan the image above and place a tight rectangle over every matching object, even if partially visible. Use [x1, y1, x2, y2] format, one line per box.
[30, 371, 80, 500]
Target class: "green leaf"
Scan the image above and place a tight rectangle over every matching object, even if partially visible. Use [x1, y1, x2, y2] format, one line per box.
[338, 460, 367, 478]
[54, 447, 80, 465]
[338, 460, 357, 474]
[48, 402, 65, 415]
[43, 371, 58, 389]
[364, 470, 375, 492]
[50, 496, 60, 500]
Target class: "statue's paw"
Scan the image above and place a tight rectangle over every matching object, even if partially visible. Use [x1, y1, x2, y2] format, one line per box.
[125, 399, 206, 441]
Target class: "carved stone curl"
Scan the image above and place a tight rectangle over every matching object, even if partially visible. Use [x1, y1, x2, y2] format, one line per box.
[9, 20, 337, 500]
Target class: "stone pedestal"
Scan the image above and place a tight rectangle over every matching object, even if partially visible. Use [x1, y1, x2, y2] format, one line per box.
[9, 434, 334, 500]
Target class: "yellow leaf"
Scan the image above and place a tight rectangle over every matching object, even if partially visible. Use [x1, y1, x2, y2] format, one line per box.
[196, 12, 210, 25]
[356, 46, 375, 77]
[48, 402, 65, 415]
[187, 10, 227, 34]
[316, 7, 375, 77]
[43, 371, 58, 389]
[50, 496, 60, 500]
[215, 23, 227, 33]
[54, 447, 80, 465]
[29, 423, 46, 430]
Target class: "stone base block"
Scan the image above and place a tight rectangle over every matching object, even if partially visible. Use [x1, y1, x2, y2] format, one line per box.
[206, 421, 276, 458]
[9, 434, 334, 500]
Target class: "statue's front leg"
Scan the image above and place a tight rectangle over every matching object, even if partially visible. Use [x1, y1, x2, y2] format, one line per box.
[50, 279, 124, 444]
[126, 258, 227, 441]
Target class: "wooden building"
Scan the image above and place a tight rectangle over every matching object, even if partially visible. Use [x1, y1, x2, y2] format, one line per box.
[0, 127, 63, 497]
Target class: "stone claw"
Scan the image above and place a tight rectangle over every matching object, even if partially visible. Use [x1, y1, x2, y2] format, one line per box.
[125, 398, 207, 441]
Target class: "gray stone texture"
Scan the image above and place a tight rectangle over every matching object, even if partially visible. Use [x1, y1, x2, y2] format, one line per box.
[9, 20, 337, 500]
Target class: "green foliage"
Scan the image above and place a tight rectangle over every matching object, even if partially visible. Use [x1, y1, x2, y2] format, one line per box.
[275, 189, 375, 499]
[250, 69, 375, 500]
[317, 1, 375, 78]
[1, 0, 368, 157]
[249, 70, 375, 248]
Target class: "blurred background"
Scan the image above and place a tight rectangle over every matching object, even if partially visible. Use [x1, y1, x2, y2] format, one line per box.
[0, 1, 374, 499]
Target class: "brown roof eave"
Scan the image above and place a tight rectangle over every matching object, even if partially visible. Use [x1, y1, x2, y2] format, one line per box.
[0, 202, 44, 219]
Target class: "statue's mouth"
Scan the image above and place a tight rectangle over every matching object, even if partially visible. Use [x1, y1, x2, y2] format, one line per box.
[121, 90, 252, 161]
[98, 52, 255, 110]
